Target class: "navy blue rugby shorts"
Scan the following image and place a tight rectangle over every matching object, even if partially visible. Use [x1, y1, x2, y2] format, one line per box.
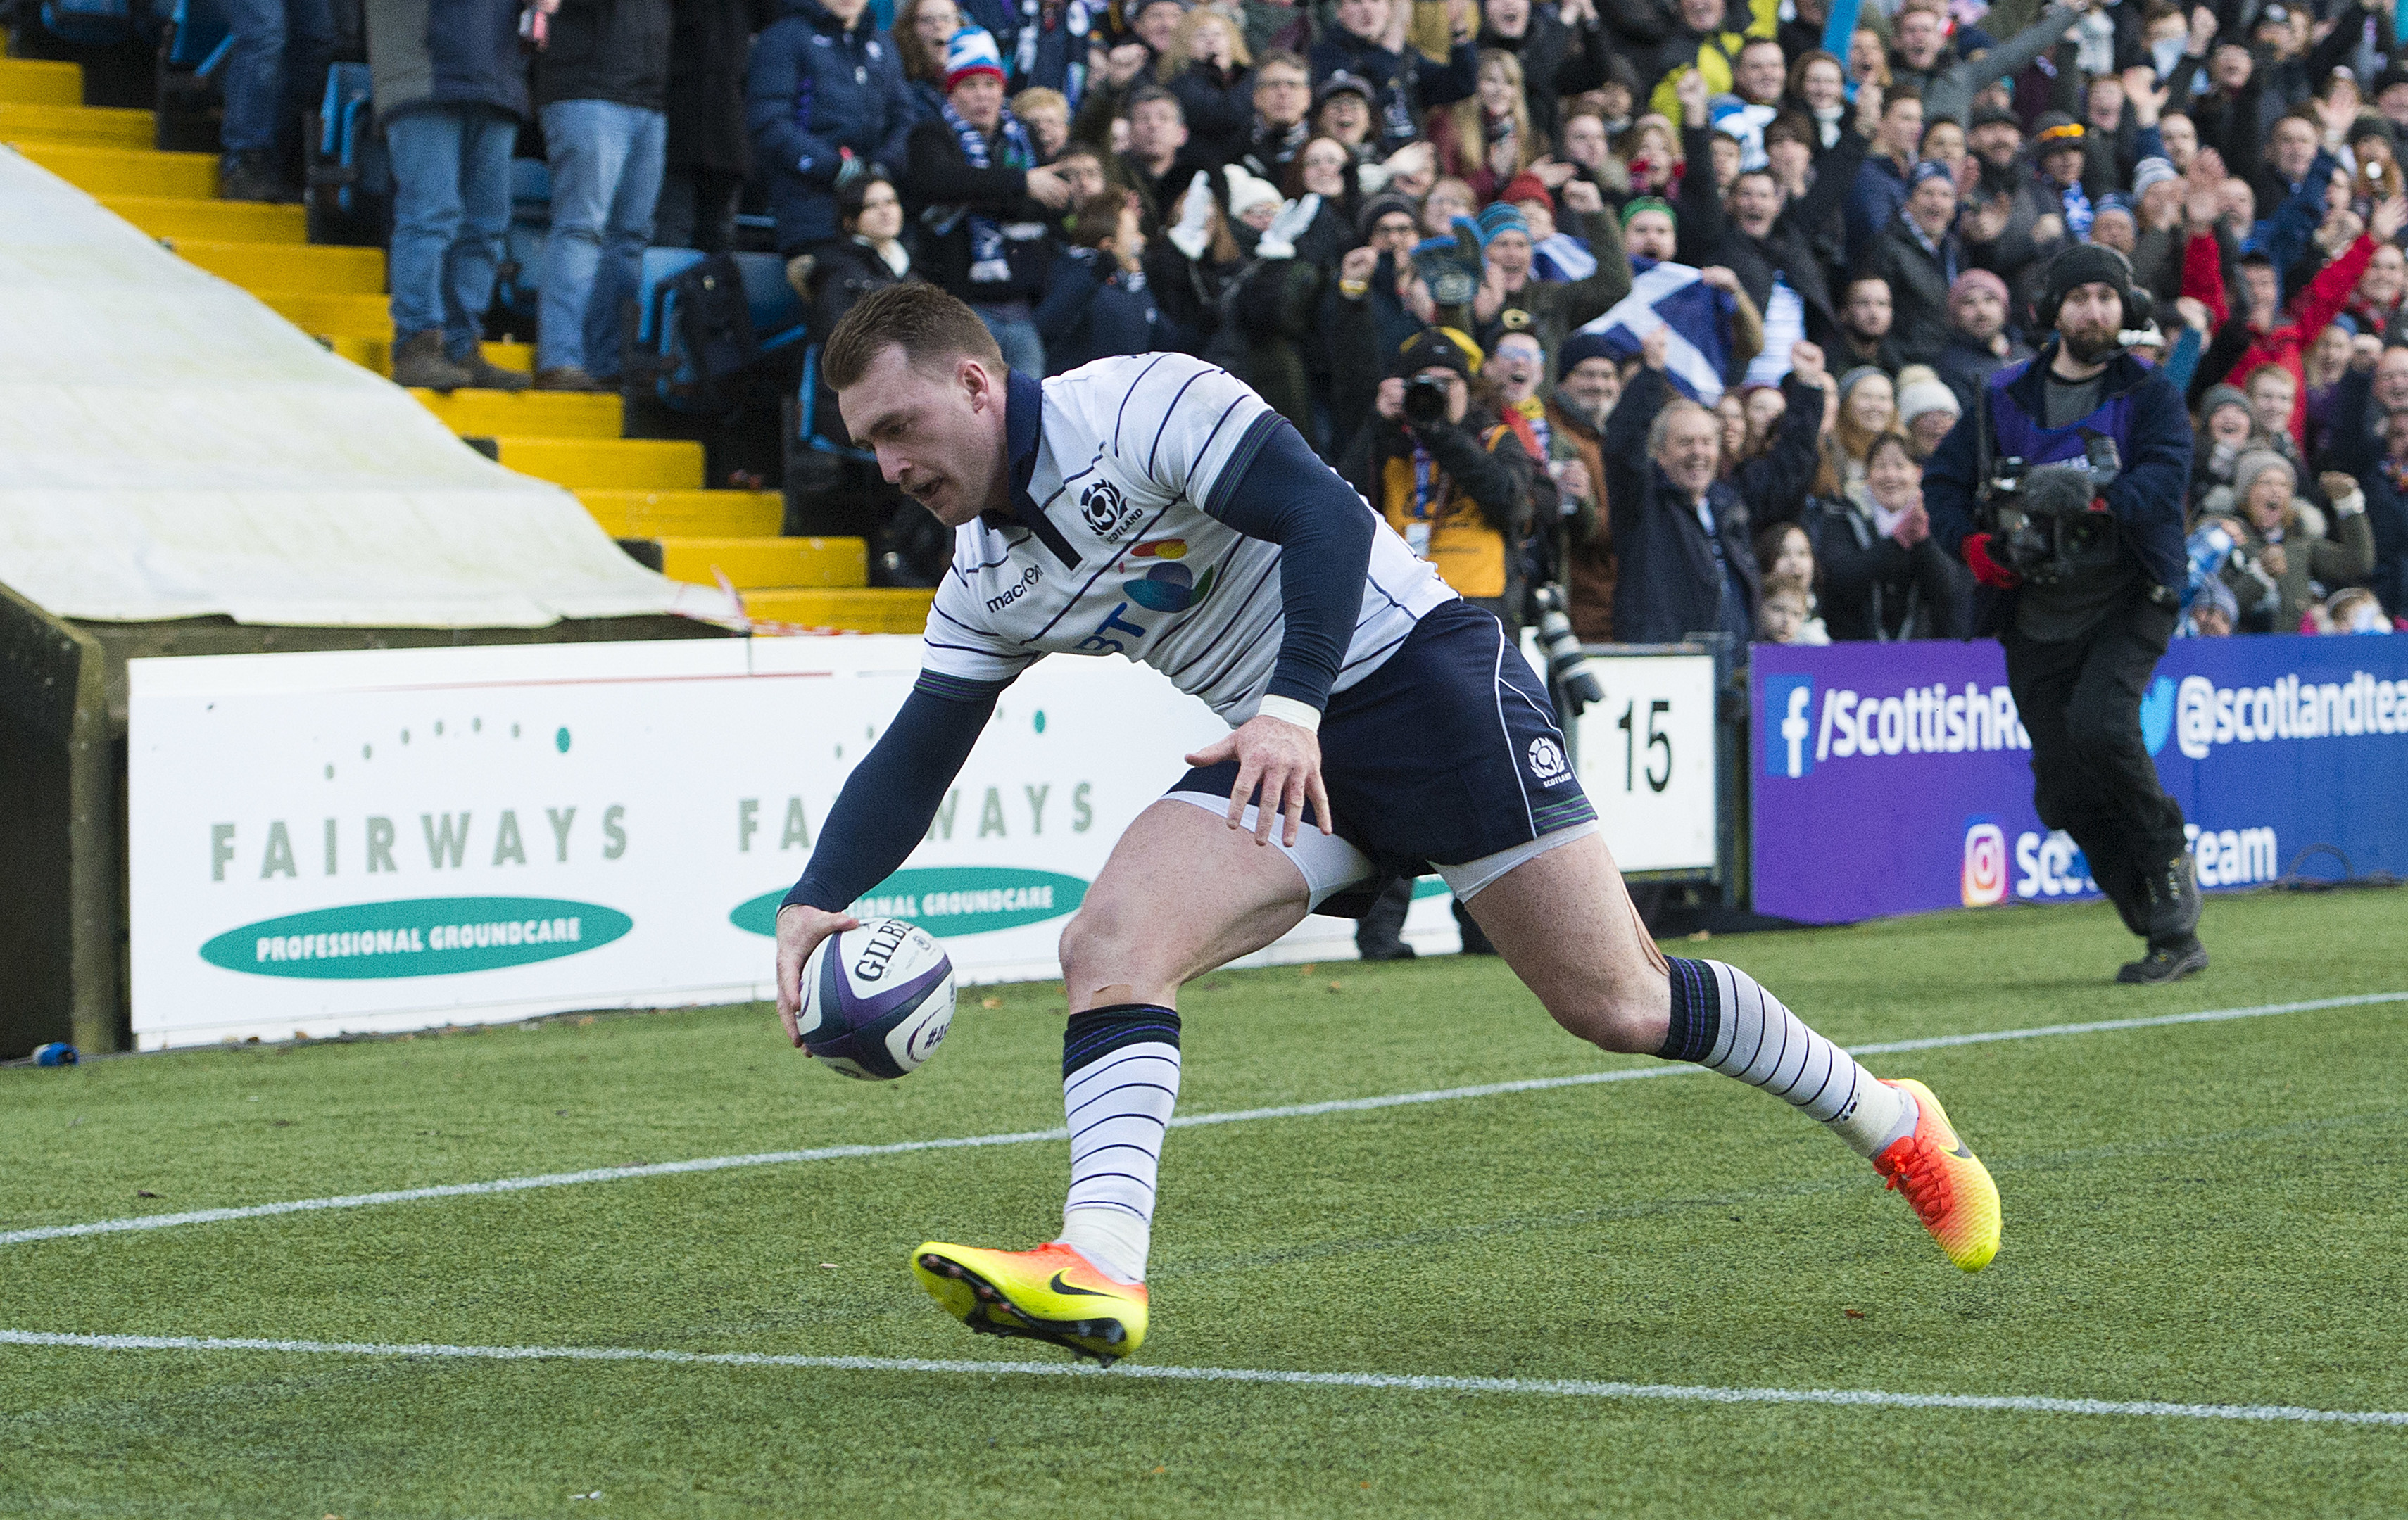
[1171, 599, 1597, 908]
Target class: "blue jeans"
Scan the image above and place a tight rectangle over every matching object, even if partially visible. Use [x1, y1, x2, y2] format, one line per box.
[537, 99, 667, 379]
[385, 106, 518, 357]
[218, 0, 334, 155]
[974, 301, 1045, 378]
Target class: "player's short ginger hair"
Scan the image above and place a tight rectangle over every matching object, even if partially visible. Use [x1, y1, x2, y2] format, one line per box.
[823, 283, 1005, 392]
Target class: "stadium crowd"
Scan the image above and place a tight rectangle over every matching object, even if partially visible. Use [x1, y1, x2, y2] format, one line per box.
[227, 0, 2408, 641]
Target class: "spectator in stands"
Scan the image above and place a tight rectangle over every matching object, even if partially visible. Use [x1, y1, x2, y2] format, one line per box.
[1440, 181, 1625, 367]
[2361, 407, 2408, 618]
[1753, 519, 1828, 642]
[1238, 49, 1314, 182]
[896, 0, 962, 122]
[532, 0, 675, 391]
[804, 172, 915, 443]
[908, 27, 1073, 374]
[1896, 367, 1960, 461]
[1936, 269, 2026, 412]
[1835, 274, 1905, 375]
[1815, 365, 1897, 497]
[1865, 161, 1965, 367]
[365, 0, 530, 391]
[218, 0, 335, 201]
[748, 0, 918, 279]
[1846, 85, 1922, 267]
[1015, 88, 1073, 160]
[2190, 382, 2260, 514]
[1162, 8, 1254, 166]
[1477, 0, 1607, 149]
[1809, 431, 1969, 640]
[2212, 451, 2375, 631]
[656, 0, 759, 254]
[1034, 191, 1163, 369]
[1429, 49, 1542, 203]
[1310, 0, 1478, 158]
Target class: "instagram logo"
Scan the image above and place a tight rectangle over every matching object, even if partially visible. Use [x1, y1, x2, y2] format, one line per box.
[1962, 822, 2008, 906]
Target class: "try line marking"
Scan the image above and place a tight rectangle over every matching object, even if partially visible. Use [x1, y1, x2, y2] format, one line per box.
[5, 989, 2401, 1250]
[2, 1329, 2401, 1429]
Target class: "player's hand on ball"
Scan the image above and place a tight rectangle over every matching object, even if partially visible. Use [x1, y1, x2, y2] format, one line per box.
[776, 902, 860, 1046]
[1185, 713, 1332, 848]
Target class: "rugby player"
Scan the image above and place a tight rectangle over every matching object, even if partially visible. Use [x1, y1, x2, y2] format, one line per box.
[775, 283, 2001, 1364]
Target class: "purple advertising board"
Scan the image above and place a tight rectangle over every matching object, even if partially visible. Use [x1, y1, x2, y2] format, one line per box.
[1750, 634, 2408, 924]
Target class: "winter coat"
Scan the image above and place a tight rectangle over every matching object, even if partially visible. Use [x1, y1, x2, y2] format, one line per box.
[1546, 391, 1615, 642]
[1803, 487, 1971, 640]
[1308, 28, 1477, 158]
[1603, 367, 1789, 642]
[906, 117, 1058, 303]
[1223, 254, 1322, 435]
[1033, 245, 1164, 372]
[365, 0, 527, 125]
[2359, 461, 2408, 619]
[1862, 213, 1962, 369]
[745, 0, 916, 253]
[667, 0, 769, 175]
[2210, 498, 2377, 633]
[1166, 62, 1254, 167]
[804, 238, 914, 444]
[1475, 6, 1606, 149]
[533, 0, 672, 110]
[1936, 329, 2032, 417]
[2183, 229, 2377, 451]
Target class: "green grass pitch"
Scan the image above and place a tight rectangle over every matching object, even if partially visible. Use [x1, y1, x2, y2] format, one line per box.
[4, 890, 2406, 1519]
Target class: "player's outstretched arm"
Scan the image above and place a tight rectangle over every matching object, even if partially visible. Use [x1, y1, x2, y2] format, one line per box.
[773, 677, 1003, 1044]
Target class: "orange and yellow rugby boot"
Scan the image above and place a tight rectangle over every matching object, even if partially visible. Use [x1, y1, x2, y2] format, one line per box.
[1872, 1078, 2002, 1272]
[912, 1241, 1149, 1364]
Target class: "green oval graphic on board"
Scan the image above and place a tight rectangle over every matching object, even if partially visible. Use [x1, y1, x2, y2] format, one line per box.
[730, 866, 1088, 939]
[200, 897, 633, 979]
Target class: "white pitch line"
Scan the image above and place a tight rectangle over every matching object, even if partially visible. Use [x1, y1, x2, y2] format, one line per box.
[4, 989, 2402, 1250]
[1, 1330, 2401, 1428]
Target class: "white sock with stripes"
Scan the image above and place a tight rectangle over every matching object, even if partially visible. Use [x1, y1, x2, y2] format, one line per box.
[1054, 1004, 1182, 1285]
[1659, 958, 1917, 1158]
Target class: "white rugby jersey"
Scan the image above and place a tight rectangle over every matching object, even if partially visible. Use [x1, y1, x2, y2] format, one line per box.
[919, 355, 1455, 721]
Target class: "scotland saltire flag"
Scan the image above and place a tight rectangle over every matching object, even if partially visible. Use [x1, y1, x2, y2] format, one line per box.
[1577, 260, 1735, 404]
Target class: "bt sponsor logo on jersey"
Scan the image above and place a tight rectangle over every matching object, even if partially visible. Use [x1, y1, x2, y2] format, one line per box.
[1122, 538, 1218, 612]
[1761, 676, 2029, 778]
[1960, 819, 2009, 906]
[1079, 477, 1140, 541]
[2166, 671, 2408, 760]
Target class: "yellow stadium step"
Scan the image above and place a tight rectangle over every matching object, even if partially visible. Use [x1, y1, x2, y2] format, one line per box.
[169, 236, 386, 296]
[648, 536, 866, 589]
[0, 58, 81, 106]
[576, 488, 783, 538]
[743, 588, 935, 633]
[492, 435, 702, 490]
[329, 336, 530, 377]
[261, 290, 391, 341]
[16, 141, 216, 198]
[103, 193, 307, 243]
[411, 387, 623, 439]
[0, 101, 150, 148]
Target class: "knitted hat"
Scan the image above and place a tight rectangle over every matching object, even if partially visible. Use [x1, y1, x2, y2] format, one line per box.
[1948, 267, 2009, 314]
[1395, 326, 1481, 379]
[1475, 201, 1530, 246]
[1224, 165, 1284, 220]
[2092, 191, 2136, 223]
[1620, 194, 1675, 229]
[1909, 158, 1955, 189]
[943, 26, 1007, 91]
[1499, 172, 1555, 210]
[1356, 192, 1418, 240]
[1836, 365, 1889, 404]
[2200, 383, 2252, 422]
[2044, 241, 2133, 309]
[1559, 330, 1618, 372]
[2231, 447, 2296, 506]
[1898, 375, 1960, 425]
[2193, 573, 2239, 626]
[2131, 156, 2179, 195]
[2350, 113, 2397, 151]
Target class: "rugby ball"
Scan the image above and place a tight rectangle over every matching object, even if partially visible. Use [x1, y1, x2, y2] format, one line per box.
[796, 918, 957, 1080]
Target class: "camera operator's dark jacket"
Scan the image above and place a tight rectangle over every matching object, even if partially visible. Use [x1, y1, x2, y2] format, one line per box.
[1339, 404, 1532, 603]
[1603, 367, 1822, 644]
[1925, 341, 2193, 636]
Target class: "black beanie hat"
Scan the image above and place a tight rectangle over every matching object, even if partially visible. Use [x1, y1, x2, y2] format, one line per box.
[2045, 242, 2132, 309]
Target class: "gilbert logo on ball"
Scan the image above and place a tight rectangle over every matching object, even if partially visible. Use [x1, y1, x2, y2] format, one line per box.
[797, 918, 957, 1080]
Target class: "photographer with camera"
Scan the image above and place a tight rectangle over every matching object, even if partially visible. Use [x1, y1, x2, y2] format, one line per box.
[1926, 243, 2205, 985]
[1339, 325, 1536, 959]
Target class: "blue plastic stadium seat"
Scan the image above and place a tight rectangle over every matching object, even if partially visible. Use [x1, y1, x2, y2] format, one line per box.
[161, 0, 230, 74]
[39, 0, 141, 46]
[628, 248, 809, 414]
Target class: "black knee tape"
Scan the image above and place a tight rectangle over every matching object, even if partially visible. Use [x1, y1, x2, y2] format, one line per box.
[1062, 1003, 1182, 1077]
[1658, 957, 1721, 1064]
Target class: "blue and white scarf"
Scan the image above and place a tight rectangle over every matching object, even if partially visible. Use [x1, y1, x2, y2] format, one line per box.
[939, 99, 1037, 286]
[1014, 0, 1092, 108]
[2059, 179, 2093, 241]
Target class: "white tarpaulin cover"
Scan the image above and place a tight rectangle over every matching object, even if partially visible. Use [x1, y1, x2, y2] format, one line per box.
[0, 148, 724, 628]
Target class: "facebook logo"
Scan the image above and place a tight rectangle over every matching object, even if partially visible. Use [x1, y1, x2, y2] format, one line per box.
[1763, 675, 1815, 778]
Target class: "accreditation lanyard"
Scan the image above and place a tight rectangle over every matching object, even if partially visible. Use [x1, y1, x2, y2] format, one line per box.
[1406, 443, 1437, 558]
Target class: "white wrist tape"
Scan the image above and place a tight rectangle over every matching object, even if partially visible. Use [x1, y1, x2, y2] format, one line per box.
[1256, 694, 1323, 733]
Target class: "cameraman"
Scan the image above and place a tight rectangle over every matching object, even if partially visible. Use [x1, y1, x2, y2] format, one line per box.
[1926, 245, 2205, 985]
[1339, 327, 1539, 634]
[1339, 326, 1536, 960]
